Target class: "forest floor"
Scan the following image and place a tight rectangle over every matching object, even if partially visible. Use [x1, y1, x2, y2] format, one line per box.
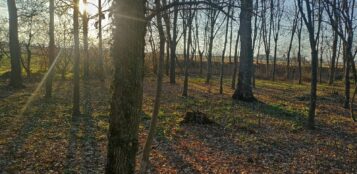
[0, 75, 356, 173]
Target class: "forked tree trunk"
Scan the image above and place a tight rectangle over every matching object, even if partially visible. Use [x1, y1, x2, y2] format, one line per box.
[297, 0, 322, 129]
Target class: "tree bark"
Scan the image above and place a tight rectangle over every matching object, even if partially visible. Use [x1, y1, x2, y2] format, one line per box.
[298, 0, 322, 129]
[219, 2, 231, 94]
[7, 0, 23, 88]
[45, 0, 55, 98]
[98, 0, 105, 80]
[105, 0, 145, 173]
[169, 1, 178, 84]
[72, 0, 81, 116]
[231, 31, 239, 89]
[232, 0, 255, 102]
[83, 0, 89, 79]
[286, 5, 299, 80]
[140, 0, 165, 172]
[297, 18, 302, 85]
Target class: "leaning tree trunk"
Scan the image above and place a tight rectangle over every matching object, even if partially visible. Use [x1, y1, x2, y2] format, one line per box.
[105, 0, 145, 173]
[232, 0, 255, 102]
[286, 11, 298, 80]
[7, 0, 23, 88]
[139, 0, 165, 172]
[220, 4, 231, 94]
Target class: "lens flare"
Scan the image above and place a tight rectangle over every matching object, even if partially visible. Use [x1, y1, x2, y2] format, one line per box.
[19, 49, 63, 116]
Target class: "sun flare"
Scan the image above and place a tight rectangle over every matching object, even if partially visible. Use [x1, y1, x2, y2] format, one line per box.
[79, 0, 88, 14]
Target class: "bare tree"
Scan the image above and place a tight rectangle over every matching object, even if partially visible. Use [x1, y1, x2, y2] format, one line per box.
[297, 0, 323, 129]
[324, 0, 355, 108]
[206, 0, 220, 84]
[286, 1, 299, 80]
[272, 0, 284, 81]
[219, 0, 231, 94]
[140, 0, 165, 172]
[261, 0, 273, 78]
[182, 1, 195, 97]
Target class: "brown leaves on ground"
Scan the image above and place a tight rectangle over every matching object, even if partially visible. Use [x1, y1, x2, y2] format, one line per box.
[0, 76, 356, 173]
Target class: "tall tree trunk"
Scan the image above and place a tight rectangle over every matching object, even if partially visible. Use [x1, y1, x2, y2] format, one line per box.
[45, 0, 55, 98]
[253, 29, 262, 88]
[272, 35, 278, 81]
[328, 31, 337, 85]
[228, 5, 234, 64]
[140, 0, 165, 172]
[272, 0, 283, 81]
[232, 0, 255, 102]
[298, 17, 302, 84]
[72, 0, 81, 116]
[298, 0, 322, 129]
[319, 30, 324, 83]
[220, 3, 231, 94]
[343, 32, 354, 108]
[98, 0, 104, 80]
[231, 31, 239, 89]
[83, 0, 89, 79]
[206, 24, 214, 84]
[162, 0, 171, 76]
[105, 0, 145, 173]
[169, 2, 178, 84]
[182, 4, 191, 97]
[25, 44, 31, 78]
[286, 6, 298, 80]
[7, 0, 23, 88]
[206, 8, 217, 84]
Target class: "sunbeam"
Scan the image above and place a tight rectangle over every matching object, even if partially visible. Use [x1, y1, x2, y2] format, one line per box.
[19, 49, 64, 116]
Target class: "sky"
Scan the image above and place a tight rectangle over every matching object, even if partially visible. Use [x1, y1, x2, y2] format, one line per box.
[0, 0, 351, 62]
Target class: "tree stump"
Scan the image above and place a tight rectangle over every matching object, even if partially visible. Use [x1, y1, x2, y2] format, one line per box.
[180, 111, 215, 125]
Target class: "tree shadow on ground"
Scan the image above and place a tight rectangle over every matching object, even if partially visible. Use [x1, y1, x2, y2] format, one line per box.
[237, 100, 306, 127]
[64, 80, 102, 173]
[152, 137, 202, 174]
[0, 98, 59, 172]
